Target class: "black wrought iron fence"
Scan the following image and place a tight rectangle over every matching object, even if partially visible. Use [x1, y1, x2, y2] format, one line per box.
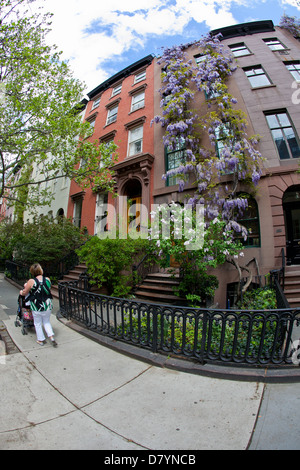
[58, 280, 300, 366]
[5, 260, 30, 283]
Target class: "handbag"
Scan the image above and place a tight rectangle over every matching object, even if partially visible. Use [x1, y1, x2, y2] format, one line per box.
[22, 308, 33, 321]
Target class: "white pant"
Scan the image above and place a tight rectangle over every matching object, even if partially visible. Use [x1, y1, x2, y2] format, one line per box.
[32, 310, 54, 342]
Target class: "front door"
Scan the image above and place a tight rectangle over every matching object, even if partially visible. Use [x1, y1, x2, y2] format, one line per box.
[128, 196, 141, 234]
[284, 202, 300, 264]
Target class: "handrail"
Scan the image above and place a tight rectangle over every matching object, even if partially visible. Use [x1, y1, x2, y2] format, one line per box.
[132, 253, 158, 290]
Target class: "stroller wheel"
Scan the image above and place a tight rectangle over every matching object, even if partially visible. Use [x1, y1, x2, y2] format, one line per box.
[15, 320, 18, 327]
[21, 326, 27, 335]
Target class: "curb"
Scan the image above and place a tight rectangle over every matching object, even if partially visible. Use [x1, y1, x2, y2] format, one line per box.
[57, 313, 300, 384]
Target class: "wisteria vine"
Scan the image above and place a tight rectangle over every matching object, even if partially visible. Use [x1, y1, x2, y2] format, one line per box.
[279, 13, 300, 37]
[152, 32, 264, 237]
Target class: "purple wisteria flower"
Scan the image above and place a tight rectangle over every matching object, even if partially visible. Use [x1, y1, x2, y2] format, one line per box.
[153, 31, 263, 237]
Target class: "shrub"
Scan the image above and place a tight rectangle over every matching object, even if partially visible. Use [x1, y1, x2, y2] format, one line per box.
[76, 236, 151, 297]
[237, 286, 277, 310]
[1, 216, 88, 265]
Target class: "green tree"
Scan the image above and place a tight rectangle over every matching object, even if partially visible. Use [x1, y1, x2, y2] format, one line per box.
[2, 215, 89, 265]
[0, 0, 117, 215]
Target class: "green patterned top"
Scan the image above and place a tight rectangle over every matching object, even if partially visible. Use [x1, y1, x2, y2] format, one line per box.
[29, 277, 53, 312]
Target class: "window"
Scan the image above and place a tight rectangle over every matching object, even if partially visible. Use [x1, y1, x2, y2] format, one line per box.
[165, 138, 186, 186]
[73, 199, 83, 228]
[131, 90, 145, 112]
[243, 65, 272, 88]
[263, 38, 286, 51]
[195, 54, 207, 64]
[106, 103, 118, 125]
[91, 97, 100, 110]
[215, 124, 231, 158]
[86, 118, 96, 130]
[235, 195, 260, 247]
[95, 192, 108, 234]
[205, 86, 221, 100]
[134, 70, 146, 84]
[128, 125, 143, 156]
[286, 62, 300, 81]
[265, 111, 300, 159]
[229, 42, 251, 57]
[112, 83, 122, 97]
[100, 139, 114, 168]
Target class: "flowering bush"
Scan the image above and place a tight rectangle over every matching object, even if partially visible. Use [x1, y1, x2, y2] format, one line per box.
[149, 202, 245, 303]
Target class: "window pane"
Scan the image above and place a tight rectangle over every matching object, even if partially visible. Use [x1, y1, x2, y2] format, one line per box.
[264, 38, 285, 50]
[107, 105, 118, 124]
[248, 74, 270, 87]
[129, 126, 143, 141]
[131, 91, 145, 111]
[135, 70, 146, 83]
[277, 113, 290, 128]
[266, 114, 278, 129]
[128, 126, 143, 156]
[112, 84, 122, 96]
[290, 70, 300, 81]
[272, 129, 290, 159]
[285, 128, 300, 158]
[229, 43, 251, 57]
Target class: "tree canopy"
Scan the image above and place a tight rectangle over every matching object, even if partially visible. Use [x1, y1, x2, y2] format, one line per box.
[0, 0, 117, 214]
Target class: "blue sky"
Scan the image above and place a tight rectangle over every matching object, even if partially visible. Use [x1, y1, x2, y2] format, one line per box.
[33, 0, 300, 94]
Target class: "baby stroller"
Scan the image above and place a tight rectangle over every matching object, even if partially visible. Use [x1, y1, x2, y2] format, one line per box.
[15, 294, 34, 335]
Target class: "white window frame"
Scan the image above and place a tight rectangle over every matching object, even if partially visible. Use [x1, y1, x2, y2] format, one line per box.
[112, 83, 122, 97]
[286, 62, 300, 82]
[106, 104, 118, 125]
[229, 43, 251, 57]
[195, 54, 207, 65]
[128, 125, 143, 156]
[134, 70, 146, 84]
[243, 65, 272, 88]
[91, 96, 101, 110]
[263, 38, 286, 51]
[131, 90, 145, 112]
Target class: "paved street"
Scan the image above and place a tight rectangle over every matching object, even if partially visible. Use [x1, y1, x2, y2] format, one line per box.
[0, 274, 299, 451]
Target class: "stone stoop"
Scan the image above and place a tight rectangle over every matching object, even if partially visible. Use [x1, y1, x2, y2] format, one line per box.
[51, 264, 87, 299]
[134, 268, 186, 305]
[284, 265, 300, 308]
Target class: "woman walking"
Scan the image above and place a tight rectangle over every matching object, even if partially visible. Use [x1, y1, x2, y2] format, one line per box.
[20, 263, 57, 347]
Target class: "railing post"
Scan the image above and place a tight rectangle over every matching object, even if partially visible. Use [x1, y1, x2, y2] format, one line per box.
[200, 310, 208, 365]
[152, 306, 158, 353]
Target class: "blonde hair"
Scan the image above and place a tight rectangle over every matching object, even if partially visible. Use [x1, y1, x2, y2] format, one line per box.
[30, 263, 43, 277]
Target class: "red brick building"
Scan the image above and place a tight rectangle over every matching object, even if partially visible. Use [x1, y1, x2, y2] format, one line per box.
[67, 55, 155, 235]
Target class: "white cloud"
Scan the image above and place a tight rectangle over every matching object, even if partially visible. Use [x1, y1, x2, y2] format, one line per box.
[27, 0, 265, 92]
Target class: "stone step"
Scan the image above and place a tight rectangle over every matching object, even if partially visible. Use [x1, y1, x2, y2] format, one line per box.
[285, 271, 300, 278]
[51, 263, 87, 298]
[284, 289, 300, 299]
[137, 284, 177, 294]
[286, 298, 300, 308]
[134, 290, 185, 304]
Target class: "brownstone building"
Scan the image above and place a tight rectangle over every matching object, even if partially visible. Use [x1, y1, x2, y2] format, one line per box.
[153, 20, 300, 308]
[67, 55, 155, 235]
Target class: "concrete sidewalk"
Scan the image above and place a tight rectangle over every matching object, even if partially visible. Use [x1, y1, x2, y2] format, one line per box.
[0, 275, 299, 450]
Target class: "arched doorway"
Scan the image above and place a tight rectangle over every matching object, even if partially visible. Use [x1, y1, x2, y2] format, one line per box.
[283, 185, 300, 264]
